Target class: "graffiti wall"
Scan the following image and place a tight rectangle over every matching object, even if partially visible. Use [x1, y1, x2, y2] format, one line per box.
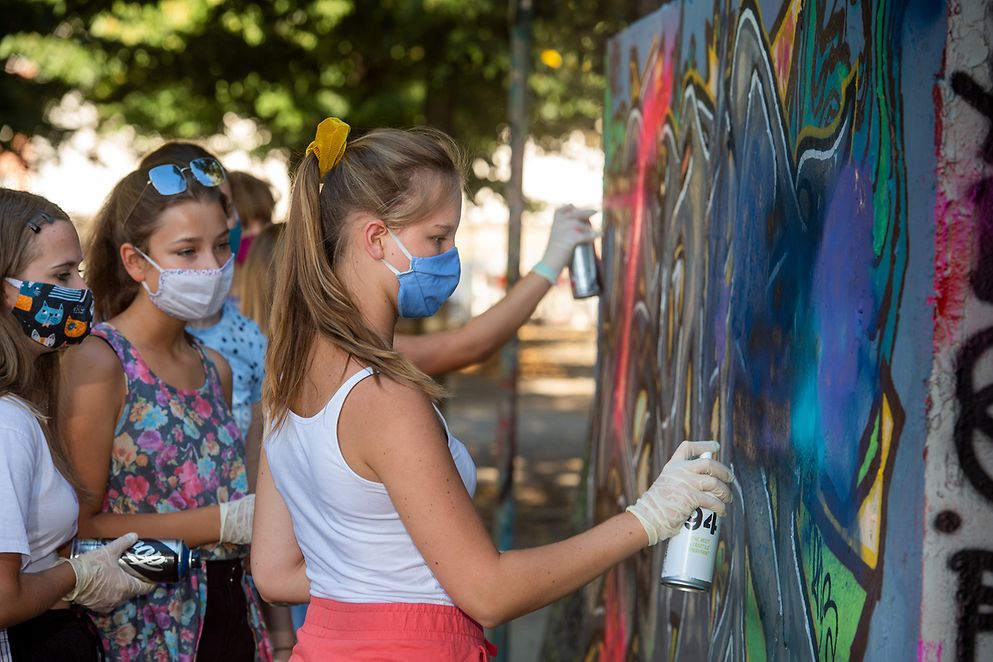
[585, 0, 991, 660]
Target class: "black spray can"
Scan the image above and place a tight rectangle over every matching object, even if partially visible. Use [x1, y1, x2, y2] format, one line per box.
[71, 538, 200, 583]
[569, 238, 601, 299]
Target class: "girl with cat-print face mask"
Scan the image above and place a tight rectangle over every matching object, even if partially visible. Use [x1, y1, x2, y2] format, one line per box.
[0, 188, 154, 661]
[60, 165, 271, 660]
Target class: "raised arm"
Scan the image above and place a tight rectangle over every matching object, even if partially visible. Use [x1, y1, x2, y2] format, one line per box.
[395, 272, 551, 376]
[395, 206, 597, 376]
[345, 378, 732, 628]
[250, 448, 310, 604]
[60, 336, 222, 545]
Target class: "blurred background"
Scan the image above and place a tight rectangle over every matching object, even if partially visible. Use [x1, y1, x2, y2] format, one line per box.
[0, 2, 653, 658]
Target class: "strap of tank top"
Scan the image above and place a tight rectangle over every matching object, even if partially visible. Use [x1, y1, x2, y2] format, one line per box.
[188, 334, 225, 401]
[90, 322, 130, 369]
[325, 366, 376, 425]
[431, 404, 454, 442]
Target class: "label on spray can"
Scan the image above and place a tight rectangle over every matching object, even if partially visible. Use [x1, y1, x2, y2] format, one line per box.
[71, 538, 199, 583]
[569, 229, 601, 299]
[660, 450, 721, 591]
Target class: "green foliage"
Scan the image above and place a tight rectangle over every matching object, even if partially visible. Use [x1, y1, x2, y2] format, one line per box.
[1, 0, 644, 183]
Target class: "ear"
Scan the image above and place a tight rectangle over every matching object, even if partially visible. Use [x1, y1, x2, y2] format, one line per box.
[2, 280, 18, 311]
[120, 243, 151, 283]
[359, 217, 390, 261]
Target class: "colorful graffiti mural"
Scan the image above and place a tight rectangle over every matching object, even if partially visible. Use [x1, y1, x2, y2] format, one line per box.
[580, 0, 986, 660]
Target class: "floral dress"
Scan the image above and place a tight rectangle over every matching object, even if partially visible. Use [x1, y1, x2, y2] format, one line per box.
[89, 323, 271, 662]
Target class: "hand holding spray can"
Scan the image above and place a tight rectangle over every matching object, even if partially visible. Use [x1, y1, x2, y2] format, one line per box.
[71, 538, 200, 583]
[569, 215, 601, 299]
[660, 450, 722, 591]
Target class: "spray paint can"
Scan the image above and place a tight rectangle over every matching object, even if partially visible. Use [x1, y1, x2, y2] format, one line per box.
[71, 538, 200, 583]
[660, 450, 721, 591]
[569, 231, 601, 299]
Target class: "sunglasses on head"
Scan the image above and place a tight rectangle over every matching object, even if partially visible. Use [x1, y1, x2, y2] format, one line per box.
[124, 157, 227, 225]
[147, 158, 226, 195]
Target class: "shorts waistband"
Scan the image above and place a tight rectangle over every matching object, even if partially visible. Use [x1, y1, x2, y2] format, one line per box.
[306, 597, 484, 641]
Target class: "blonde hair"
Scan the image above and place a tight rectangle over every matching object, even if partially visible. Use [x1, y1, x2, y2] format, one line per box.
[264, 127, 465, 428]
[240, 222, 285, 336]
[0, 188, 82, 489]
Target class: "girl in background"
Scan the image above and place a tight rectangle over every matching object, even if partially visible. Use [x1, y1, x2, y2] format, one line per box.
[229, 172, 276, 270]
[235, 221, 296, 660]
[60, 162, 267, 661]
[252, 118, 733, 659]
[239, 222, 284, 338]
[0, 188, 152, 660]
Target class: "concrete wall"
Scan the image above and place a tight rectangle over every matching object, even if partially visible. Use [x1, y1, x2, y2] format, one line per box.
[583, 1, 992, 660]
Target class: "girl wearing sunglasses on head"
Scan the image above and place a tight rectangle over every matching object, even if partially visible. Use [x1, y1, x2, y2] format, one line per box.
[139, 144, 268, 479]
[0, 188, 154, 661]
[138, 142, 295, 660]
[250, 118, 733, 659]
[59, 165, 270, 661]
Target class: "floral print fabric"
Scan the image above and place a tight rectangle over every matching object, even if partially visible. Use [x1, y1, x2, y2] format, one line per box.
[89, 323, 271, 661]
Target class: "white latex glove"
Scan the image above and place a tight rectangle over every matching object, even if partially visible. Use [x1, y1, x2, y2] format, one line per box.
[626, 440, 734, 546]
[61, 532, 156, 613]
[533, 205, 598, 284]
[219, 494, 255, 545]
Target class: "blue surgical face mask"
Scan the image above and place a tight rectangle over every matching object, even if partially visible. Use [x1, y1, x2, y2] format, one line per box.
[382, 229, 460, 318]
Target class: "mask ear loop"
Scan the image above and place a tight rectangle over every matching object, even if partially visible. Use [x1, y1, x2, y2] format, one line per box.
[382, 229, 415, 275]
[134, 247, 164, 273]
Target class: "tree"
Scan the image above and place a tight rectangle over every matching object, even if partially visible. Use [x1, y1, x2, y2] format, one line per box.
[1, 0, 643, 184]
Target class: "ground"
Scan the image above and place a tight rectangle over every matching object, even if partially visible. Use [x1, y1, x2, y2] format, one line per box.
[445, 324, 596, 661]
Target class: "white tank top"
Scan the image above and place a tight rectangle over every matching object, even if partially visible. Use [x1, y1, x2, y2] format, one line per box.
[264, 366, 477, 605]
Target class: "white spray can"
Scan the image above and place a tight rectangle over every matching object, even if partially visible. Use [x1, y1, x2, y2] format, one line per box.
[659, 450, 721, 591]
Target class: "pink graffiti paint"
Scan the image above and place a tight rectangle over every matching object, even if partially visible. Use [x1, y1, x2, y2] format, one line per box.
[917, 639, 943, 662]
[932, 187, 976, 348]
[609, 35, 677, 441]
[601, 567, 630, 662]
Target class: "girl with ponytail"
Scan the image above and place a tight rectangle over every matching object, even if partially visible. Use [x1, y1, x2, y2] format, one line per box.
[252, 119, 733, 659]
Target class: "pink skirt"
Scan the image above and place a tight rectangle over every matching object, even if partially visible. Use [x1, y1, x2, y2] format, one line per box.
[290, 598, 497, 661]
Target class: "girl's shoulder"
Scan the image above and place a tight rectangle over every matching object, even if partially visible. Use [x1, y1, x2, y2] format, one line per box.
[0, 394, 45, 457]
[0, 394, 41, 430]
[339, 370, 441, 441]
[63, 331, 126, 378]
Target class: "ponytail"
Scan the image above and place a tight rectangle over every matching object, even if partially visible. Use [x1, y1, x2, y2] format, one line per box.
[265, 127, 462, 429]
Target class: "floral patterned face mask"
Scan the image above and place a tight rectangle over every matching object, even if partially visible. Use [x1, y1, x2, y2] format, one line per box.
[137, 248, 234, 322]
[4, 277, 94, 349]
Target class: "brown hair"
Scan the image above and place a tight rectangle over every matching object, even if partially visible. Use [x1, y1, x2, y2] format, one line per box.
[229, 172, 276, 226]
[139, 141, 214, 170]
[240, 222, 285, 337]
[264, 126, 466, 427]
[86, 164, 226, 320]
[0, 188, 82, 488]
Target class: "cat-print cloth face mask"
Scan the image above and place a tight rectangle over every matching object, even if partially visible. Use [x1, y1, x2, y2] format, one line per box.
[4, 278, 94, 349]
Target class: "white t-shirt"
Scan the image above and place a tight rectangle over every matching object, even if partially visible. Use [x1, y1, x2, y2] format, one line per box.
[265, 367, 478, 605]
[0, 395, 78, 573]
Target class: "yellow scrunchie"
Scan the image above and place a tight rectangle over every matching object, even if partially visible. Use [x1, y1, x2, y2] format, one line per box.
[306, 117, 350, 176]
